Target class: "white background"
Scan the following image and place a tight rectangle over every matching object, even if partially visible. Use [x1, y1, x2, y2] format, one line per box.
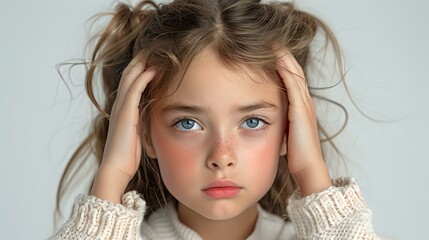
[1, 0, 428, 239]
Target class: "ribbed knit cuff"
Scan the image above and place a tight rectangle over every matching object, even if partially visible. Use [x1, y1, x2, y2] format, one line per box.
[287, 177, 367, 239]
[53, 191, 145, 240]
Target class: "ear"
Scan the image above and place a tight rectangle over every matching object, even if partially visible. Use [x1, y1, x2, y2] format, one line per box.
[143, 136, 158, 159]
[280, 134, 287, 156]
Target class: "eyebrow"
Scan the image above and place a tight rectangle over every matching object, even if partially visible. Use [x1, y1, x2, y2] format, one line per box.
[161, 101, 278, 114]
[236, 101, 278, 113]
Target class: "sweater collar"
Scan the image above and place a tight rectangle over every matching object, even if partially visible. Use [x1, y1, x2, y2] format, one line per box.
[161, 202, 283, 239]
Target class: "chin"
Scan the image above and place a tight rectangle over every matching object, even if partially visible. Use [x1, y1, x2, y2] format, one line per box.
[196, 201, 256, 221]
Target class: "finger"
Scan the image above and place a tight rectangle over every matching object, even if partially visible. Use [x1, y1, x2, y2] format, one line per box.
[276, 51, 317, 128]
[122, 68, 156, 113]
[287, 57, 311, 100]
[276, 50, 305, 80]
[277, 49, 314, 105]
[112, 62, 146, 118]
[116, 57, 147, 105]
[276, 55, 308, 107]
[283, 62, 309, 99]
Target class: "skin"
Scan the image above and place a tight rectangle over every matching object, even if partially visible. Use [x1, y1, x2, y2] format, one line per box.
[145, 48, 287, 239]
[90, 47, 331, 239]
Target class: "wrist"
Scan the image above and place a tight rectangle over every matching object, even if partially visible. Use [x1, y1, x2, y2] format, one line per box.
[294, 161, 332, 197]
[90, 166, 132, 204]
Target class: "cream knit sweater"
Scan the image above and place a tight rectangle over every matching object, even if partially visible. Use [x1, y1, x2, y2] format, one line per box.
[50, 178, 380, 239]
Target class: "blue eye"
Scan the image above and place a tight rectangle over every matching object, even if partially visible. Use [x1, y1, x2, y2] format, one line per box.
[241, 117, 266, 129]
[174, 119, 202, 131]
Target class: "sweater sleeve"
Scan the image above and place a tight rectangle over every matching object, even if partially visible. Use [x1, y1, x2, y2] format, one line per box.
[50, 191, 145, 240]
[287, 177, 381, 239]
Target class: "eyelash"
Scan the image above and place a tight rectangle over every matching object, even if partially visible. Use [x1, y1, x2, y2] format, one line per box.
[241, 116, 270, 131]
[172, 117, 203, 131]
[171, 116, 270, 132]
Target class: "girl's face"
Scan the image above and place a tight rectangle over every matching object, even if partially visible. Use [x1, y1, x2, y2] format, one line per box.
[147, 48, 287, 222]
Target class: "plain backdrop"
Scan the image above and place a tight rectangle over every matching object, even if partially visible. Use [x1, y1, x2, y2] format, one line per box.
[1, 0, 428, 239]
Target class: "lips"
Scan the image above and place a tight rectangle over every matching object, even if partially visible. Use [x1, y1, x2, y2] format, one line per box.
[202, 180, 243, 199]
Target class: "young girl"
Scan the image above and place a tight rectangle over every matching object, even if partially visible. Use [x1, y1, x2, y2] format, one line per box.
[52, 0, 380, 239]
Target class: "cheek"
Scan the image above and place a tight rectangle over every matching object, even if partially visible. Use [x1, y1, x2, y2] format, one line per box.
[150, 120, 202, 196]
[240, 129, 284, 190]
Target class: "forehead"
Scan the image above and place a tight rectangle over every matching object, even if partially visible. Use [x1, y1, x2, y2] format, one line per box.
[163, 48, 281, 101]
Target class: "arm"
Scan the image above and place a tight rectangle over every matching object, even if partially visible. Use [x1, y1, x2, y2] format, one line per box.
[90, 57, 156, 204]
[50, 191, 145, 240]
[276, 52, 380, 239]
[276, 50, 332, 198]
[51, 57, 155, 239]
[288, 178, 380, 239]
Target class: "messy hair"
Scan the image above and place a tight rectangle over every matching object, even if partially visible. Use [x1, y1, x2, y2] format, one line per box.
[55, 0, 344, 224]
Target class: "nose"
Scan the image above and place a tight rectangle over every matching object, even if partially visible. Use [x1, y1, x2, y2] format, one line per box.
[206, 134, 237, 170]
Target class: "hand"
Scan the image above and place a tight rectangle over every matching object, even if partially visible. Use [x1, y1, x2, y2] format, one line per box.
[90, 56, 156, 203]
[276, 50, 331, 196]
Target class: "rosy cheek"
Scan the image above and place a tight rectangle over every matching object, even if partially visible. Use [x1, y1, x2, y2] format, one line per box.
[150, 122, 202, 195]
[240, 131, 282, 188]
[247, 140, 279, 168]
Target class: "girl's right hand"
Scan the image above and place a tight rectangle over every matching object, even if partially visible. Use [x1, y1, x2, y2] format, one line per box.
[90, 56, 156, 203]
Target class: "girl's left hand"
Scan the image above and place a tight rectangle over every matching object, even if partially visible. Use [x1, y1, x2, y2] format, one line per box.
[276, 50, 332, 196]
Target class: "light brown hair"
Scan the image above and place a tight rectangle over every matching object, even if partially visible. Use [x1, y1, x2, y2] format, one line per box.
[55, 0, 344, 225]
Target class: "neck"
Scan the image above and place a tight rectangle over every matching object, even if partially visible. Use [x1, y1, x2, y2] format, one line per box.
[177, 203, 258, 240]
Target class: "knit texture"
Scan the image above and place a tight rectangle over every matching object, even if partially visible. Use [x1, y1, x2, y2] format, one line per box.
[50, 191, 145, 240]
[287, 178, 379, 239]
[50, 177, 380, 239]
